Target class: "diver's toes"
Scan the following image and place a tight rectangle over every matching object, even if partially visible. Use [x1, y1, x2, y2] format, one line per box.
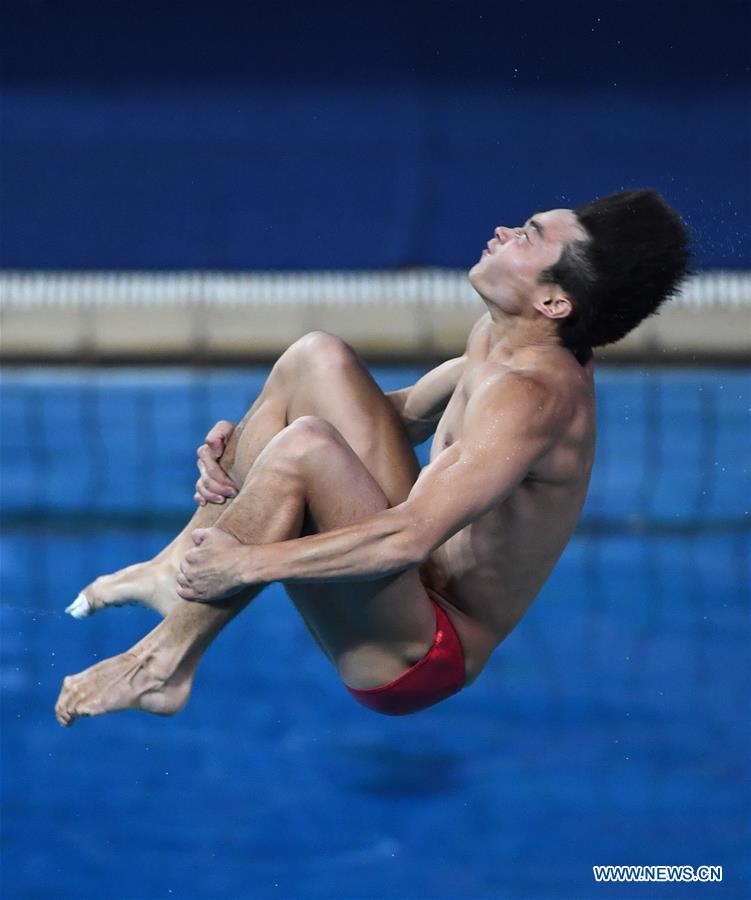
[55, 701, 70, 726]
[65, 592, 92, 619]
[55, 677, 76, 724]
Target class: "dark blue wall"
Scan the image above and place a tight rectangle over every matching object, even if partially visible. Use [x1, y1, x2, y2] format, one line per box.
[2, 0, 749, 270]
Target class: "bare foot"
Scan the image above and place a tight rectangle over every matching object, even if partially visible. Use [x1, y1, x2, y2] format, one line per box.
[66, 560, 181, 620]
[55, 649, 193, 726]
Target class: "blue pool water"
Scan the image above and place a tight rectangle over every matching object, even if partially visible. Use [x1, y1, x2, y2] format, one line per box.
[1, 366, 749, 900]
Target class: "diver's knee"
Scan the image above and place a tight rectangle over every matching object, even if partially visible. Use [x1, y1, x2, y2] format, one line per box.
[291, 331, 361, 378]
[262, 415, 342, 468]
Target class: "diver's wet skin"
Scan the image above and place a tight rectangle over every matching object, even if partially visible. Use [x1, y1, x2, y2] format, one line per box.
[56, 191, 691, 723]
[54, 649, 192, 726]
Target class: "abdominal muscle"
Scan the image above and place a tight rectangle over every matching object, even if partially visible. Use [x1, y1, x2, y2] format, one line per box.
[420, 476, 589, 683]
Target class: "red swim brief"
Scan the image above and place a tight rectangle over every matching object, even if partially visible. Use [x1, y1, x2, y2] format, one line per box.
[344, 591, 466, 716]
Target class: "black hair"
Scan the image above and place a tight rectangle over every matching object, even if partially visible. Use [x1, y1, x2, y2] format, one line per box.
[540, 189, 693, 364]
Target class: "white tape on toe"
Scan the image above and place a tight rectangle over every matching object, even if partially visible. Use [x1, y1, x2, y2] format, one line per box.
[65, 592, 92, 619]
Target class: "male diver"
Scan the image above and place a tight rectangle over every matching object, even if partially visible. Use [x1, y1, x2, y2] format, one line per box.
[55, 189, 691, 724]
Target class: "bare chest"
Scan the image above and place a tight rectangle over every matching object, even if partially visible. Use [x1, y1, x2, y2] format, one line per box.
[431, 393, 465, 458]
[429, 360, 488, 459]
[430, 354, 497, 459]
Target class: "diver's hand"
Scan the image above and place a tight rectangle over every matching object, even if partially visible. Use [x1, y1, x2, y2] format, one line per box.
[177, 527, 256, 602]
[194, 420, 238, 505]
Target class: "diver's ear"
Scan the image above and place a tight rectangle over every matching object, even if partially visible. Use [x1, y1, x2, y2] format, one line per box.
[534, 288, 573, 321]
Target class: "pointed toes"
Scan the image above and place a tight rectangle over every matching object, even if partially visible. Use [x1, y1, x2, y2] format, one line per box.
[65, 592, 92, 619]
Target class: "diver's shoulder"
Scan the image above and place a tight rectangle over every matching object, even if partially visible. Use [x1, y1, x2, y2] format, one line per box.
[519, 346, 594, 394]
[498, 349, 593, 424]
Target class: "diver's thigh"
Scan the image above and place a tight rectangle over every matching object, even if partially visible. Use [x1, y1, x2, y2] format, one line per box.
[284, 334, 420, 505]
[276, 422, 433, 682]
[285, 566, 434, 685]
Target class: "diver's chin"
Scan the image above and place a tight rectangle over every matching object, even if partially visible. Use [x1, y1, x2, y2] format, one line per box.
[468, 260, 484, 281]
[468, 271, 490, 302]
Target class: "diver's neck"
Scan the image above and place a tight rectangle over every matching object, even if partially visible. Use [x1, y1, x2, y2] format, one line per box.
[483, 302, 563, 364]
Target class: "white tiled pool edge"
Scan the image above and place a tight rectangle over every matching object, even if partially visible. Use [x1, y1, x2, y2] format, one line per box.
[2, 269, 749, 359]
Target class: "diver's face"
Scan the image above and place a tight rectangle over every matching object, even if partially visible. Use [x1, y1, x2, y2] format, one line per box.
[469, 208, 588, 309]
